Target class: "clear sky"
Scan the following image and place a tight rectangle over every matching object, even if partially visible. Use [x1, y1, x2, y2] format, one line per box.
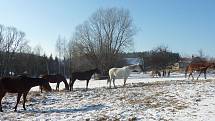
[0, 0, 214, 57]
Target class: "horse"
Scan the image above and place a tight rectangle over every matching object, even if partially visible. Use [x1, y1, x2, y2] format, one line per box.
[69, 68, 100, 91]
[0, 75, 52, 112]
[185, 62, 215, 80]
[107, 64, 144, 88]
[151, 70, 161, 77]
[41, 74, 69, 91]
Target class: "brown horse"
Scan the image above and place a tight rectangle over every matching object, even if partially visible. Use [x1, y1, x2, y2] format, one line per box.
[0, 75, 52, 112]
[69, 68, 101, 91]
[41, 74, 69, 91]
[185, 62, 215, 80]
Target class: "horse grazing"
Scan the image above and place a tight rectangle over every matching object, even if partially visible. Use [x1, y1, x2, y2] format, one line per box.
[0, 75, 51, 112]
[185, 62, 215, 80]
[107, 64, 144, 88]
[69, 68, 100, 91]
[41, 74, 69, 91]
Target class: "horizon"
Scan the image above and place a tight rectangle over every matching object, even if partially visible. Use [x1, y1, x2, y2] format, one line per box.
[0, 0, 214, 57]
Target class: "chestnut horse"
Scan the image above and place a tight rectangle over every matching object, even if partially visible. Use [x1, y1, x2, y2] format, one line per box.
[41, 74, 69, 91]
[185, 62, 215, 80]
[0, 75, 51, 112]
[69, 68, 100, 91]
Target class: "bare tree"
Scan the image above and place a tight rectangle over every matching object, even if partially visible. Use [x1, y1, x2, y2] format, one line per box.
[141, 46, 180, 72]
[69, 8, 136, 74]
[0, 24, 26, 76]
[0, 25, 4, 51]
[198, 49, 207, 59]
[56, 35, 67, 75]
[33, 44, 43, 56]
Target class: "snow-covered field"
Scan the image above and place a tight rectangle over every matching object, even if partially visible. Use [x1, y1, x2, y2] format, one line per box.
[1, 72, 215, 121]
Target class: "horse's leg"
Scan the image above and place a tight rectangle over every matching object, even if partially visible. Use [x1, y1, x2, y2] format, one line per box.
[191, 73, 194, 80]
[69, 77, 72, 91]
[86, 80, 89, 91]
[204, 69, 207, 79]
[188, 71, 192, 79]
[69, 78, 75, 91]
[14, 93, 22, 112]
[123, 78, 127, 87]
[163, 70, 166, 77]
[63, 79, 69, 90]
[40, 86, 43, 93]
[113, 78, 116, 88]
[197, 71, 202, 80]
[168, 71, 170, 77]
[56, 82, 60, 91]
[22, 90, 29, 110]
[109, 78, 112, 88]
[107, 78, 110, 87]
[0, 91, 6, 112]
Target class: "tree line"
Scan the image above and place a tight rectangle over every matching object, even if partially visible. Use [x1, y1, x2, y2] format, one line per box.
[0, 8, 185, 77]
[0, 24, 69, 77]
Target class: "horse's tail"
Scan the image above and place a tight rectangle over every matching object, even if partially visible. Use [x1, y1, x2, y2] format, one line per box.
[185, 65, 189, 78]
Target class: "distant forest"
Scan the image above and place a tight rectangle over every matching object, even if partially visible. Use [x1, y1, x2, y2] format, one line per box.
[0, 48, 181, 77]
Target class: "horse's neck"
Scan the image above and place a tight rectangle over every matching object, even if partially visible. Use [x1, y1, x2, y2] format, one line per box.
[123, 66, 133, 73]
[125, 65, 136, 71]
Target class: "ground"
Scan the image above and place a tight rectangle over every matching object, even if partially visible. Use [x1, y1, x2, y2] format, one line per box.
[1, 72, 215, 121]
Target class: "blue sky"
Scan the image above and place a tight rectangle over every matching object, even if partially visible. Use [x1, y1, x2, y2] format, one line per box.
[0, 0, 214, 57]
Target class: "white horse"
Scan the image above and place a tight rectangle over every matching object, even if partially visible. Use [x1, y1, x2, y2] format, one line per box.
[107, 64, 144, 88]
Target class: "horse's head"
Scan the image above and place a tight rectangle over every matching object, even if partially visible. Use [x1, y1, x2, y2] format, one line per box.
[40, 78, 52, 92]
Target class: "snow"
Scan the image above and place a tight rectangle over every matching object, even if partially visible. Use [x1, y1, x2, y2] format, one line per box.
[1, 72, 215, 120]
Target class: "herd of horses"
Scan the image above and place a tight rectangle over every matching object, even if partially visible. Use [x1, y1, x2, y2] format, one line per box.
[0, 68, 102, 112]
[0, 61, 215, 112]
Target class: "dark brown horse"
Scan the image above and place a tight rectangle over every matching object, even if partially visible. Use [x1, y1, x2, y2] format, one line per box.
[0, 75, 52, 112]
[69, 68, 100, 91]
[185, 62, 215, 80]
[41, 74, 69, 91]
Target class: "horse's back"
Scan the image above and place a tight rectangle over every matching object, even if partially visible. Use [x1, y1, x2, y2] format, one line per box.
[42, 74, 65, 83]
[71, 71, 94, 80]
[188, 63, 208, 71]
[109, 67, 129, 78]
[0, 76, 28, 92]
